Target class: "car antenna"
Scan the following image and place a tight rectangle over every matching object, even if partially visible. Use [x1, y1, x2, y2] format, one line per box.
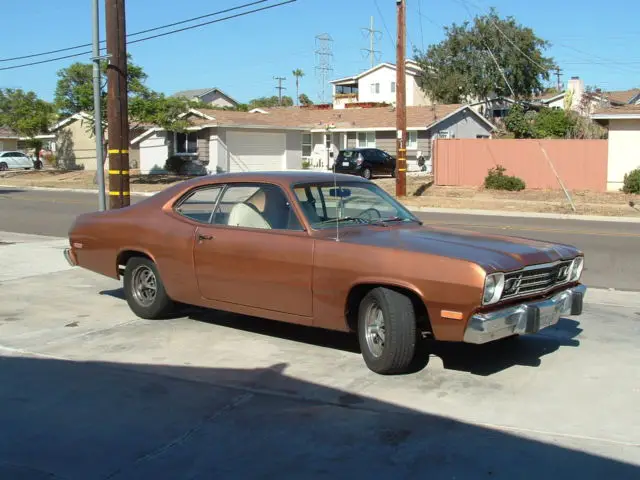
[333, 157, 340, 242]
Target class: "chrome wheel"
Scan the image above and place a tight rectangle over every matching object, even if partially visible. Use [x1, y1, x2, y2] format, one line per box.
[365, 302, 386, 358]
[131, 264, 157, 307]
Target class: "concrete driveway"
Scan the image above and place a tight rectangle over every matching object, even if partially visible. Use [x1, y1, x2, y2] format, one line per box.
[0, 232, 639, 479]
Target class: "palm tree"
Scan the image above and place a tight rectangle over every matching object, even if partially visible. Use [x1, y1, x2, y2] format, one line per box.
[292, 69, 305, 106]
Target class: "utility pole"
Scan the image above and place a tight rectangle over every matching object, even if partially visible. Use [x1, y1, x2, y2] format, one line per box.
[361, 16, 382, 69]
[105, 0, 130, 209]
[92, 0, 106, 211]
[554, 66, 563, 91]
[395, 0, 407, 197]
[274, 76, 286, 105]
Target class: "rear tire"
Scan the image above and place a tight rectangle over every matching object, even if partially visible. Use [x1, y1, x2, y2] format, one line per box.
[357, 287, 417, 375]
[123, 257, 174, 319]
[362, 168, 372, 180]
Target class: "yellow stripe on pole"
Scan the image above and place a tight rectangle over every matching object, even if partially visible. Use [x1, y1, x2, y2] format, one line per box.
[108, 191, 130, 196]
[108, 170, 129, 175]
[108, 149, 129, 154]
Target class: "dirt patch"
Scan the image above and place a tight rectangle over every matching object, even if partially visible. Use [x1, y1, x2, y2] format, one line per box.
[373, 176, 640, 218]
[0, 169, 195, 193]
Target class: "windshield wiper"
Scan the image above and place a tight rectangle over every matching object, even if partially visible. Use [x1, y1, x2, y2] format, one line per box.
[369, 216, 422, 226]
[319, 216, 362, 225]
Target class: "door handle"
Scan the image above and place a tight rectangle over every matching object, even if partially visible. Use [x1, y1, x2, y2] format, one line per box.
[198, 233, 214, 241]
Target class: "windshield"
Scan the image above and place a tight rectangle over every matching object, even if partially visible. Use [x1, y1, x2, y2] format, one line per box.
[292, 181, 420, 229]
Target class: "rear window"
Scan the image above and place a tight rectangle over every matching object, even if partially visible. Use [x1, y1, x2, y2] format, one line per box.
[339, 151, 356, 161]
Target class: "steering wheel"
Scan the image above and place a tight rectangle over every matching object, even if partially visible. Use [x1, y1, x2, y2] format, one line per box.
[357, 207, 382, 221]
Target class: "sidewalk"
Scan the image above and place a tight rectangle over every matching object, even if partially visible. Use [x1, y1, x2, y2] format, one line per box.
[0, 231, 72, 282]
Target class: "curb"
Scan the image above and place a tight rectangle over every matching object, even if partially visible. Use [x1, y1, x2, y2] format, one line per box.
[2, 184, 640, 223]
[0, 185, 157, 197]
[411, 206, 640, 223]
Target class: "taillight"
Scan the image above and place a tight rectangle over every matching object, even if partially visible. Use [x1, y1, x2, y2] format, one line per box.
[356, 156, 363, 165]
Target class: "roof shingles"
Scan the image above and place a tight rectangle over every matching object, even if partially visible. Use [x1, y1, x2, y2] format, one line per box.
[192, 104, 468, 130]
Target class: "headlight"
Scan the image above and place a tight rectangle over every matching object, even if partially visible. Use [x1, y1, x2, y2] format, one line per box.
[570, 256, 584, 282]
[483, 272, 505, 305]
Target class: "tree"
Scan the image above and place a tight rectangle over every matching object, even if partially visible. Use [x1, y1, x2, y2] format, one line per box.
[248, 96, 294, 108]
[414, 8, 555, 104]
[299, 93, 314, 107]
[532, 107, 576, 138]
[292, 69, 305, 106]
[503, 103, 533, 138]
[54, 55, 149, 119]
[0, 88, 54, 156]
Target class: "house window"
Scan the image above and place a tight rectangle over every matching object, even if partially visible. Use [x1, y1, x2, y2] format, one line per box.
[391, 82, 396, 93]
[370, 83, 380, 94]
[476, 134, 489, 139]
[302, 133, 312, 157]
[175, 131, 198, 154]
[407, 131, 417, 149]
[357, 132, 376, 148]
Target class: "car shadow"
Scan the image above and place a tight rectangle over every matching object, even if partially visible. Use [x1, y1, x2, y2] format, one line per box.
[100, 288, 582, 376]
[0, 188, 25, 194]
[1, 356, 637, 479]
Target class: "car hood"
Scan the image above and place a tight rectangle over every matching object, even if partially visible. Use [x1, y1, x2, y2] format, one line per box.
[337, 224, 580, 273]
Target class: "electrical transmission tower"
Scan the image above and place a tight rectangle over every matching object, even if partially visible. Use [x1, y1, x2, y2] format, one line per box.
[274, 76, 287, 105]
[361, 16, 382, 68]
[314, 33, 334, 104]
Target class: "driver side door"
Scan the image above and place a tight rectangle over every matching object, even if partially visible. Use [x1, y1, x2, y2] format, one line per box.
[193, 182, 314, 321]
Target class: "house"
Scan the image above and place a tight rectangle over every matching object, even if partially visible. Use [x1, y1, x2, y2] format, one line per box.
[170, 88, 239, 109]
[133, 104, 495, 175]
[534, 78, 640, 115]
[592, 104, 640, 191]
[49, 112, 148, 171]
[0, 126, 20, 151]
[330, 60, 433, 109]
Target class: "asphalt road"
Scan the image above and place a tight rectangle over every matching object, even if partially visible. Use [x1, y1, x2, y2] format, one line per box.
[1, 187, 638, 291]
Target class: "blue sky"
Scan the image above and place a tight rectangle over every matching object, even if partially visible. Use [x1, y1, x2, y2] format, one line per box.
[1, 0, 638, 104]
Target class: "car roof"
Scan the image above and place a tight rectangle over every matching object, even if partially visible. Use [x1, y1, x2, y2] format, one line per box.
[143, 170, 371, 207]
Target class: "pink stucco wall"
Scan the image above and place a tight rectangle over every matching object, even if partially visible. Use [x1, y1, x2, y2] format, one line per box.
[433, 139, 608, 191]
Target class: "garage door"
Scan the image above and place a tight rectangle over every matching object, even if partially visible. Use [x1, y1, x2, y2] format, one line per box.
[226, 130, 286, 172]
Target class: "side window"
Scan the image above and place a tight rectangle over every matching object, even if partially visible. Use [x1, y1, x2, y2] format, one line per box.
[215, 183, 303, 231]
[175, 186, 223, 223]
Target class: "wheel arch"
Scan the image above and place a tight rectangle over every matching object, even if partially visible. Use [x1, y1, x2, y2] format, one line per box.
[344, 281, 432, 336]
[116, 248, 158, 279]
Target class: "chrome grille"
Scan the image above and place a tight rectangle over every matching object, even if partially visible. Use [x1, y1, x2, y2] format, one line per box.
[501, 260, 573, 300]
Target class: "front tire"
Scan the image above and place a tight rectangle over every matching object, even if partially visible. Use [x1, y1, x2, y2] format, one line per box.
[357, 287, 417, 375]
[123, 257, 174, 319]
[0, 162, 8, 172]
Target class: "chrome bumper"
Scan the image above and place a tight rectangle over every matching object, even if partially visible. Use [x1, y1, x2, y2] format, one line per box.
[463, 284, 587, 344]
[63, 248, 76, 266]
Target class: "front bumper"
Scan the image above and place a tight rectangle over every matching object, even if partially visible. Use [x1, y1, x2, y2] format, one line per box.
[63, 247, 77, 266]
[463, 284, 586, 344]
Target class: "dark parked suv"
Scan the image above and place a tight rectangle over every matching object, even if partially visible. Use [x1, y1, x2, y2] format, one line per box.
[332, 148, 396, 179]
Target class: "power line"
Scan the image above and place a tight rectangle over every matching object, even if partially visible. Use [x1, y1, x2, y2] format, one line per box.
[0, 0, 273, 63]
[0, 0, 296, 72]
[374, 0, 395, 51]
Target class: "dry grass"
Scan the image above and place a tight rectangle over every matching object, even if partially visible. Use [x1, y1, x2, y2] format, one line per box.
[2, 169, 639, 218]
[0, 169, 194, 193]
[374, 176, 640, 218]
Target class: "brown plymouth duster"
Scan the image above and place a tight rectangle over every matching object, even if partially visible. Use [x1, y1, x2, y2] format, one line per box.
[64, 171, 586, 374]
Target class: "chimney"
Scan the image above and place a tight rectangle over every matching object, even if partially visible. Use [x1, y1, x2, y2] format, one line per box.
[567, 76, 584, 110]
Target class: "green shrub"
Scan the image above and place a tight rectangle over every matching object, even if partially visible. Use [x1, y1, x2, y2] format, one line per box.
[484, 165, 526, 191]
[301, 159, 311, 170]
[164, 155, 184, 174]
[622, 168, 640, 194]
